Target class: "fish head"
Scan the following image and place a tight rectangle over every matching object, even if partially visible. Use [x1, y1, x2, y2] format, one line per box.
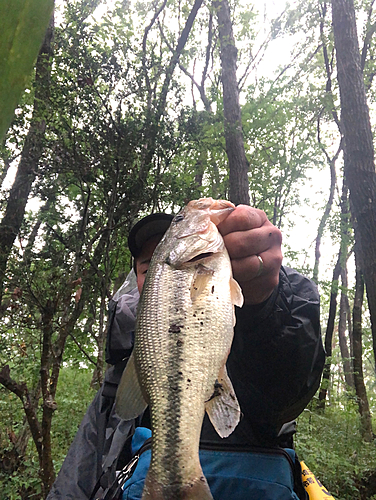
[160, 198, 235, 267]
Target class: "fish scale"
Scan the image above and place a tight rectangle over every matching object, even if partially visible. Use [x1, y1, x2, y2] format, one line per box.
[116, 198, 244, 500]
[137, 265, 228, 486]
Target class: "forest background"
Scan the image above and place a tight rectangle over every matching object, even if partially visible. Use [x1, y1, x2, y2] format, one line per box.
[1, 0, 376, 498]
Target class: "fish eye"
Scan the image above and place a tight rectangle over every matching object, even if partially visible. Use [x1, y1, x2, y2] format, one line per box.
[173, 214, 184, 223]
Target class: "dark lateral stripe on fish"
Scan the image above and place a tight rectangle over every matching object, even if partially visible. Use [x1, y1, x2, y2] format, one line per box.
[164, 281, 191, 494]
[165, 328, 186, 488]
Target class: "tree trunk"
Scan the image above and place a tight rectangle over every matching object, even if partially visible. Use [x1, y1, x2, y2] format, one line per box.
[336, 178, 354, 389]
[317, 250, 342, 408]
[313, 1, 342, 283]
[214, 0, 250, 206]
[338, 266, 354, 388]
[352, 250, 374, 442]
[0, 15, 54, 306]
[332, 0, 376, 371]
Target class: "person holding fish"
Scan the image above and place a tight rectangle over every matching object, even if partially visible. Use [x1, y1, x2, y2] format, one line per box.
[47, 199, 325, 500]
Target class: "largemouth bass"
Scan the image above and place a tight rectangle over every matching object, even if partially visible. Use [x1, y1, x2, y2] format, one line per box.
[116, 198, 244, 500]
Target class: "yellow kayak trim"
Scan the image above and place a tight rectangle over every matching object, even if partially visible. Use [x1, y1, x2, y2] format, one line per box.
[301, 461, 336, 499]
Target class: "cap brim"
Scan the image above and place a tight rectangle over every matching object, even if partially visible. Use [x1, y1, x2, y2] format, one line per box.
[128, 213, 174, 258]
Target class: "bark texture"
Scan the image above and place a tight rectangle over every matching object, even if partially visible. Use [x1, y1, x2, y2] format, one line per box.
[214, 0, 250, 206]
[352, 251, 373, 441]
[332, 0, 376, 369]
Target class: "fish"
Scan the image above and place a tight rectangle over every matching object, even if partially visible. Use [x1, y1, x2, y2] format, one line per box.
[115, 198, 244, 500]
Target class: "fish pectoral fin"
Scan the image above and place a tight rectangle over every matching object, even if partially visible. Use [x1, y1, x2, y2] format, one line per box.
[190, 264, 214, 301]
[230, 277, 244, 308]
[230, 277, 244, 326]
[205, 365, 241, 438]
[115, 352, 148, 420]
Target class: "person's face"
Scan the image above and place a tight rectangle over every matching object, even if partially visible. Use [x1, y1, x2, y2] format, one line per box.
[135, 235, 162, 293]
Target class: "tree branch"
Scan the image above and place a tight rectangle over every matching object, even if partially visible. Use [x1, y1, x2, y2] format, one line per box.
[158, 20, 212, 111]
[142, 0, 169, 109]
[0, 365, 43, 459]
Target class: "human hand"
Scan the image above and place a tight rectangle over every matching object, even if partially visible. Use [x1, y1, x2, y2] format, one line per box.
[217, 205, 283, 305]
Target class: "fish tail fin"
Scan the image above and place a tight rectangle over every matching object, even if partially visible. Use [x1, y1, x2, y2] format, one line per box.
[142, 472, 214, 499]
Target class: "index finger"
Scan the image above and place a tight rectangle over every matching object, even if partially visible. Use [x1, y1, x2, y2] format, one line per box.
[217, 205, 268, 237]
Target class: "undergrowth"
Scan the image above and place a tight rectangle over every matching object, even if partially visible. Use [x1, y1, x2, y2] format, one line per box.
[2, 373, 376, 500]
[295, 400, 376, 500]
[0, 367, 95, 499]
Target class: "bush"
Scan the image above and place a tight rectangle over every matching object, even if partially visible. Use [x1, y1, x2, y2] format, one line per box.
[295, 401, 376, 500]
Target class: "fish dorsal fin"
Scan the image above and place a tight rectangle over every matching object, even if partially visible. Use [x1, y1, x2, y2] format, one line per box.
[190, 264, 214, 302]
[205, 364, 241, 438]
[115, 352, 148, 420]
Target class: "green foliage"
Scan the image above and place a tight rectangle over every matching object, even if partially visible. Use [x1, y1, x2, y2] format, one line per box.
[0, 0, 53, 141]
[296, 404, 376, 499]
[0, 366, 94, 499]
[0, 454, 42, 500]
[243, 78, 325, 227]
[51, 367, 96, 467]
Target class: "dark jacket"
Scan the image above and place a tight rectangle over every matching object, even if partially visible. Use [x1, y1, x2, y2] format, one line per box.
[47, 266, 325, 500]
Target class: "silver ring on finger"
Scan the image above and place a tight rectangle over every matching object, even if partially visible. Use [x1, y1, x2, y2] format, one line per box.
[255, 254, 264, 277]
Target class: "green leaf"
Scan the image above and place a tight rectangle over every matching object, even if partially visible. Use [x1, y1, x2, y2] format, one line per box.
[0, 0, 54, 141]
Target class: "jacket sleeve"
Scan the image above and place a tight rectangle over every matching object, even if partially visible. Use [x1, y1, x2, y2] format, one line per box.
[228, 266, 325, 434]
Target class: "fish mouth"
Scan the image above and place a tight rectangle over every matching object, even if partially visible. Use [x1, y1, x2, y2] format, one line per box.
[188, 252, 214, 263]
[165, 252, 214, 268]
